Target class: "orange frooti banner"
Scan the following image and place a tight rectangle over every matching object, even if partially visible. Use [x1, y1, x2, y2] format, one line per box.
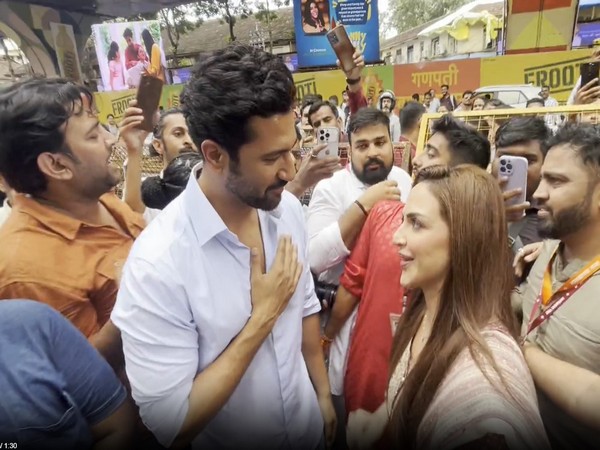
[393, 59, 481, 104]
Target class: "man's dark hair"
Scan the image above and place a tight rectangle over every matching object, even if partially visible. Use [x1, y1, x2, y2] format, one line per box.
[0, 78, 92, 195]
[149, 108, 185, 157]
[301, 94, 321, 113]
[526, 97, 545, 108]
[123, 28, 133, 39]
[431, 115, 490, 169]
[107, 114, 114, 119]
[329, 95, 339, 103]
[547, 122, 600, 175]
[307, 100, 338, 127]
[181, 44, 295, 162]
[463, 90, 473, 97]
[347, 107, 390, 145]
[142, 152, 203, 210]
[495, 117, 551, 156]
[400, 101, 425, 132]
[441, 84, 450, 90]
[411, 93, 420, 101]
[542, 85, 550, 90]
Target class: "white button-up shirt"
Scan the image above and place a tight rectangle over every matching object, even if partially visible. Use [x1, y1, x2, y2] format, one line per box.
[306, 165, 412, 395]
[112, 166, 323, 450]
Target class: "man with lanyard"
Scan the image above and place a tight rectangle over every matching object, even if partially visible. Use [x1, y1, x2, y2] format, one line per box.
[513, 123, 600, 449]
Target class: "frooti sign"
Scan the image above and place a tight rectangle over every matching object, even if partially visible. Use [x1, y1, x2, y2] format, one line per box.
[294, 0, 380, 68]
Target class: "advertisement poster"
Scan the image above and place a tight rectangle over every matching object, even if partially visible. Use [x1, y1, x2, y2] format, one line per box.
[294, 0, 380, 68]
[293, 65, 392, 102]
[572, 0, 600, 47]
[480, 49, 589, 101]
[50, 22, 82, 82]
[393, 59, 480, 105]
[92, 20, 168, 92]
[94, 84, 183, 124]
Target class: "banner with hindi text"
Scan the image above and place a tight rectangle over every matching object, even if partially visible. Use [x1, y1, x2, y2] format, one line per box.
[393, 59, 481, 106]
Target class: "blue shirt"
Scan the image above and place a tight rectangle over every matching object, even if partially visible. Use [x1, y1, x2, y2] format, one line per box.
[0, 300, 126, 449]
[112, 165, 323, 449]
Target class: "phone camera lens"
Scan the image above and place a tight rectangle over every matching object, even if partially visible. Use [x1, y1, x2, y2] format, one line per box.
[326, 133, 330, 138]
[507, 164, 513, 170]
[500, 166, 506, 172]
[320, 136, 325, 141]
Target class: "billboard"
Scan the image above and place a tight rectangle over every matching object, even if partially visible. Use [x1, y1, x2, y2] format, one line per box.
[480, 49, 590, 100]
[92, 20, 168, 92]
[50, 22, 82, 82]
[393, 59, 481, 106]
[293, 0, 380, 68]
[505, 0, 578, 54]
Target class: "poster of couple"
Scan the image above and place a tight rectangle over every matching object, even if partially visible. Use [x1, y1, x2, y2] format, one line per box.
[92, 20, 169, 92]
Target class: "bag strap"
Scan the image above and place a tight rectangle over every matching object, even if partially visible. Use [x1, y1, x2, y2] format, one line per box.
[508, 220, 527, 254]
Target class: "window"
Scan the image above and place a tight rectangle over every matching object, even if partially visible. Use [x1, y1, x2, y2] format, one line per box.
[395, 48, 402, 64]
[431, 37, 440, 56]
[407, 45, 414, 63]
[496, 91, 522, 106]
[420, 41, 425, 58]
[448, 36, 457, 54]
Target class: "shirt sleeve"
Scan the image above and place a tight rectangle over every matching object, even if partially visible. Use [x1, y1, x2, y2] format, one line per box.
[339, 205, 377, 299]
[348, 87, 367, 115]
[111, 257, 199, 447]
[567, 77, 581, 105]
[44, 304, 127, 426]
[306, 180, 350, 275]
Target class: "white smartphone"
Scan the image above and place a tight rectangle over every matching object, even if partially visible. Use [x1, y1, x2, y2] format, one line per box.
[499, 155, 528, 206]
[316, 127, 340, 159]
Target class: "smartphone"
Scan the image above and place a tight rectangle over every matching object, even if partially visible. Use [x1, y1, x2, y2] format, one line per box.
[499, 156, 528, 206]
[581, 62, 600, 88]
[136, 74, 164, 132]
[326, 26, 355, 72]
[316, 127, 340, 159]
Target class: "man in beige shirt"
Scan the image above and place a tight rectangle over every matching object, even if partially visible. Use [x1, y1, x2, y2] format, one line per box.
[513, 123, 600, 449]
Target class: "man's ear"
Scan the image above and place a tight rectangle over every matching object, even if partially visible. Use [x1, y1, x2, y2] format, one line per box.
[37, 152, 75, 182]
[201, 140, 229, 172]
[152, 138, 164, 156]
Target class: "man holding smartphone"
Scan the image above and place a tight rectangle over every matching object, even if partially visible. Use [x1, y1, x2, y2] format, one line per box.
[492, 117, 551, 255]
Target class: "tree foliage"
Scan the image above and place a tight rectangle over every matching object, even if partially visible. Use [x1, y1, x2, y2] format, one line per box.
[383, 0, 471, 35]
[198, 0, 252, 43]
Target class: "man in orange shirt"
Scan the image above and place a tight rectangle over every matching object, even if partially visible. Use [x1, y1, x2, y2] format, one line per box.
[0, 79, 145, 367]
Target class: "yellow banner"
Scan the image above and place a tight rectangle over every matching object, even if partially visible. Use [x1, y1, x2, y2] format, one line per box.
[94, 84, 184, 124]
[293, 66, 393, 103]
[480, 49, 590, 102]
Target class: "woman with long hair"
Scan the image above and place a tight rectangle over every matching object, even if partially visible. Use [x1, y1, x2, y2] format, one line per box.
[347, 165, 549, 450]
[141, 29, 166, 82]
[107, 41, 125, 91]
[303, 1, 328, 34]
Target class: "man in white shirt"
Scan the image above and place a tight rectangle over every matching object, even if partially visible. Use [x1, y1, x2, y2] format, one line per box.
[540, 85, 562, 132]
[306, 107, 412, 437]
[112, 44, 336, 450]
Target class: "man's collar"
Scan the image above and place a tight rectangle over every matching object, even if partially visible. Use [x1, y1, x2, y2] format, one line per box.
[13, 193, 144, 241]
[183, 163, 283, 247]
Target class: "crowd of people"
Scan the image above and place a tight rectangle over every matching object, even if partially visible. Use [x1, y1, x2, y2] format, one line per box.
[0, 41, 599, 450]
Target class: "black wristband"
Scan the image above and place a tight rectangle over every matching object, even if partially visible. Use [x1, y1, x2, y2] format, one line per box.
[346, 77, 361, 86]
[354, 199, 368, 216]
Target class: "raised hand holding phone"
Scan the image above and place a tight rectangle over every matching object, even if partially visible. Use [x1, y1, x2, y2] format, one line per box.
[136, 74, 163, 132]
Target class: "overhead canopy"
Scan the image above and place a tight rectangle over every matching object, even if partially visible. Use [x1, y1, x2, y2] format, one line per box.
[11, 0, 194, 17]
[580, 0, 600, 8]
